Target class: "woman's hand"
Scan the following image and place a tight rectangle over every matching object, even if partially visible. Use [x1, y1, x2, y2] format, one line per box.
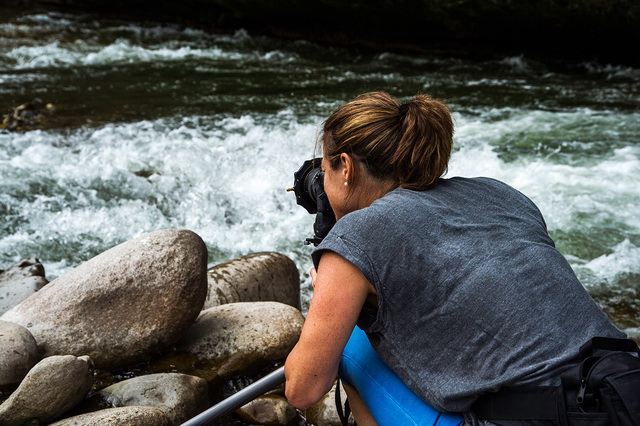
[284, 252, 375, 410]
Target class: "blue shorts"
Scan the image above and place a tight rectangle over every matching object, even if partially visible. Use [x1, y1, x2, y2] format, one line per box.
[339, 326, 463, 426]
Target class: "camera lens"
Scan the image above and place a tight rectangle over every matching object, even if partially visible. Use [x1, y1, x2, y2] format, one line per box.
[291, 158, 323, 214]
[304, 168, 323, 208]
[290, 158, 336, 245]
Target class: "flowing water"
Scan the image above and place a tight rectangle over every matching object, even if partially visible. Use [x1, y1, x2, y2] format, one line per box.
[1, 7, 639, 335]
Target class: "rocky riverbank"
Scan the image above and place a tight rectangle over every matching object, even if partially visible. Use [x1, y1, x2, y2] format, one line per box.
[7, 0, 640, 67]
[0, 229, 351, 425]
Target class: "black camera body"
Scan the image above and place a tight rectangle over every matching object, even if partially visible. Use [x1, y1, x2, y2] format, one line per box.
[289, 158, 336, 246]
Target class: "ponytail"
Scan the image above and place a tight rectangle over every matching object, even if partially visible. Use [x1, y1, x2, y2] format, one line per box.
[322, 92, 454, 190]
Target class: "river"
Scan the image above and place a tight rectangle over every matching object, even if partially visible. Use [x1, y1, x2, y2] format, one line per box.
[1, 7, 639, 336]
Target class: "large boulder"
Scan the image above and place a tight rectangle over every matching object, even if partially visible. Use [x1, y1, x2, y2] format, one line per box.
[205, 252, 300, 310]
[50, 406, 172, 426]
[97, 373, 209, 424]
[177, 302, 304, 377]
[1, 229, 208, 369]
[0, 258, 48, 315]
[0, 320, 39, 386]
[0, 355, 94, 426]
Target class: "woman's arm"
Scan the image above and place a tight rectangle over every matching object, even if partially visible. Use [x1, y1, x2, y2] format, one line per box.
[284, 250, 375, 409]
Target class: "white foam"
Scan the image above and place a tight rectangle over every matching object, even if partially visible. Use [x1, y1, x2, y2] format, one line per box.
[2, 103, 639, 281]
[0, 114, 320, 278]
[4, 40, 242, 69]
[583, 62, 640, 81]
[451, 108, 640, 239]
[580, 239, 640, 284]
[1, 14, 298, 71]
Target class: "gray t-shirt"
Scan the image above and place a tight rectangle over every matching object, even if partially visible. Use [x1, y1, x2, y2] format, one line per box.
[312, 177, 625, 413]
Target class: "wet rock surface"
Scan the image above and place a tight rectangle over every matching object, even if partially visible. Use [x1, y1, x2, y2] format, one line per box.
[0, 99, 58, 132]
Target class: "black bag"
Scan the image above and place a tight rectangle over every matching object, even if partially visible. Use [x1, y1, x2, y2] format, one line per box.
[559, 337, 640, 426]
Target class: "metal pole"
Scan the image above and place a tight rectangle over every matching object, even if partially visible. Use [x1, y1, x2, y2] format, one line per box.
[181, 366, 286, 426]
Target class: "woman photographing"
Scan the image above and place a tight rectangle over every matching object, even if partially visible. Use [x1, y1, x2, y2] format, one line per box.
[284, 91, 633, 424]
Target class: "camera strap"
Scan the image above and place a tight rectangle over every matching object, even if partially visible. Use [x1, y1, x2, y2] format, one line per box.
[335, 378, 353, 426]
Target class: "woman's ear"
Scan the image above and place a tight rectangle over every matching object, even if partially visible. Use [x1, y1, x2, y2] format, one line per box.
[340, 153, 353, 183]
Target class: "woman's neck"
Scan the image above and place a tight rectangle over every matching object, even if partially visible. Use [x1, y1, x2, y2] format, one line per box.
[352, 176, 397, 211]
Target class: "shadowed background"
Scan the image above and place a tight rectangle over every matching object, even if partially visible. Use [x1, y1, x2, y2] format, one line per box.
[7, 0, 640, 67]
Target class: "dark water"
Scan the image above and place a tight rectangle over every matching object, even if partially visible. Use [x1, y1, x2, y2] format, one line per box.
[1, 8, 639, 336]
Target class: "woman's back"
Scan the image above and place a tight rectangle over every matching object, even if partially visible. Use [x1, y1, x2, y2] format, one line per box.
[314, 176, 626, 412]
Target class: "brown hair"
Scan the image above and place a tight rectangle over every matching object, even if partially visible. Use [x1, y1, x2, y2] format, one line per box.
[321, 91, 454, 190]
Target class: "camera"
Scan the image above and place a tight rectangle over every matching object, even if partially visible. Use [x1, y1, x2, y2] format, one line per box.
[287, 158, 336, 246]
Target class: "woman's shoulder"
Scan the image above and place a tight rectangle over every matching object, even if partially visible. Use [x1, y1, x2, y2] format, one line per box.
[436, 176, 534, 201]
[442, 176, 511, 189]
[379, 176, 519, 200]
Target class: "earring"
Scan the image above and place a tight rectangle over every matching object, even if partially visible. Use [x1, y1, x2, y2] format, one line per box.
[344, 181, 348, 187]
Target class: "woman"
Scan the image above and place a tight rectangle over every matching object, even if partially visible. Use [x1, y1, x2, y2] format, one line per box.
[283, 91, 626, 424]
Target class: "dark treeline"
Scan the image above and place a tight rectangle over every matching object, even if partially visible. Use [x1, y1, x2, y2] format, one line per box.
[8, 0, 640, 67]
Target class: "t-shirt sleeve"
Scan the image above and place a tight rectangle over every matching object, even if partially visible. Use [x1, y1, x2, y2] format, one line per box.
[311, 217, 382, 293]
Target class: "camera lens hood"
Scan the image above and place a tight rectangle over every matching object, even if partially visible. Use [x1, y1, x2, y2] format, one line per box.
[291, 158, 323, 214]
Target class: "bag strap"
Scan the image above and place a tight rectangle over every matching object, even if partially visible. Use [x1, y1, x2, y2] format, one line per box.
[579, 337, 640, 358]
[604, 371, 640, 425]
[335, 378, 352, 426]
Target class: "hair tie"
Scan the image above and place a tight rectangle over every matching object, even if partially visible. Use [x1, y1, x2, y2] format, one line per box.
[398, 103, 409, 118]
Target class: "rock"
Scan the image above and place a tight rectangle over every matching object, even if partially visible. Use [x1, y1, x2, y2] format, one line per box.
[0, 320, 39, 387]
[97, 373, 209, 425]
[0, 258, 48, 315]
[0, 99, 56, 132]
[49, 406, 173, 426]
[205, 252, 300, 310]
[0, 355, 94, 426]
[177, 302, 304, 377]
[305, 380, 355, 426]
[236, 394, 297, 426]
[1, 229, 208, 369]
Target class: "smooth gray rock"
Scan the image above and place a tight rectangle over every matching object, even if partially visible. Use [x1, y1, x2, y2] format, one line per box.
[177, 301, 304, 377]
[236, 394, 297, 425]
[0, 258, 48, 315]
[1, 229, 208, 369]
[0, 320, 38, 386]
[0, 355, 94, 426]
[98, 373, 209, 425]
[49, 406, 172, 426]
[205, 252, 300, 310]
